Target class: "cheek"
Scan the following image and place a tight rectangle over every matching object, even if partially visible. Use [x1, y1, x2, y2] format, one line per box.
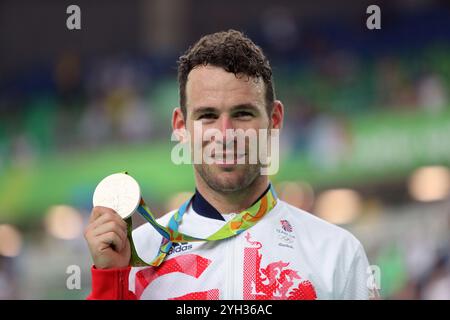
[188, 121, 217, 149]
[241, 119, 270, 133]
[186, 119, 205, 137]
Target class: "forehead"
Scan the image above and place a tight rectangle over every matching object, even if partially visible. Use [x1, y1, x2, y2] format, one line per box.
[185, 65, 265, 111]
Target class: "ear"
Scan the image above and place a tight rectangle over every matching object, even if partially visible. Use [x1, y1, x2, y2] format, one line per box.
[270, 100, 284, 130]
[172, 107, 187, 142]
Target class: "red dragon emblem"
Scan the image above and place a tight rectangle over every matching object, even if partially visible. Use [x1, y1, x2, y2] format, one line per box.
[243, 232, 317, 300]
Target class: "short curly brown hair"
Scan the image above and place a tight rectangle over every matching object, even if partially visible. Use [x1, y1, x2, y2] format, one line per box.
[177, 29, 275, 117]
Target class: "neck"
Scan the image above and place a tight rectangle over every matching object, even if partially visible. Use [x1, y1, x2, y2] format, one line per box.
[194, 174, 269, 214]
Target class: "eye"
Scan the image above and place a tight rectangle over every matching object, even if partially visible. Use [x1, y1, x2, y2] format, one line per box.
[234, 111, 253, 119]
[198, 113, 218, 120]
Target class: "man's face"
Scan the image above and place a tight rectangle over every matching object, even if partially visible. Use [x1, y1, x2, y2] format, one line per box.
[184, 65, 271, 193]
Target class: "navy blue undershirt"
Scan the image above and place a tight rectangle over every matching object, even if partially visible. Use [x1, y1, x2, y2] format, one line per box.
[191, 184, 272, 221]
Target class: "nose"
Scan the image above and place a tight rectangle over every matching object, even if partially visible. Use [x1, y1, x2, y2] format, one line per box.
[219, 114, 235, 141]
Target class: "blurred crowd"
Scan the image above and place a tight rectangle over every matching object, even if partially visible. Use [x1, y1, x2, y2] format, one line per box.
[1, 6, 449, 167]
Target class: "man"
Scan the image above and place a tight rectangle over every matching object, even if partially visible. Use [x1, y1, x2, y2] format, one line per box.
[85, 30, 372, 300]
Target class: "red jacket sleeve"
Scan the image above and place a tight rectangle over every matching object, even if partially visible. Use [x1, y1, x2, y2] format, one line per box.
[87, 265, 137, 300]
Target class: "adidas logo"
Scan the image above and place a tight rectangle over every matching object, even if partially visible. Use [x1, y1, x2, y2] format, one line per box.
[168, 242, 193, 255]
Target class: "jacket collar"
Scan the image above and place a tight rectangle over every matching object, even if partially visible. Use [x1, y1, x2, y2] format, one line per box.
[191, 184, 272, 221]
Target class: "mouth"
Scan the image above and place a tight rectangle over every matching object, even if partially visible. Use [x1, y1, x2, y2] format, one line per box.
[212, 153, 246, 165]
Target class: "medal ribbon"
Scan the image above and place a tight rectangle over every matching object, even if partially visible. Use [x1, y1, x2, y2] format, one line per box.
[126, 184, 277, 267]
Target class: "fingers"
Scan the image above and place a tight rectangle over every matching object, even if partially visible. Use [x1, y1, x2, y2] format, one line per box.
[89, 206, 104, 223]
[85, 207, 129, 253]
[84, 206, 132, 269]
[91, 211, 127, 231]
[96, 231, 126, 252]
[89, 206, 127, 229]
[89, 206, 124, 224]
[92, 221, 127, 246]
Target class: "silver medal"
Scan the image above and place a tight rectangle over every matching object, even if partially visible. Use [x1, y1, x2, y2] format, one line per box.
[92, 173, 141, 219]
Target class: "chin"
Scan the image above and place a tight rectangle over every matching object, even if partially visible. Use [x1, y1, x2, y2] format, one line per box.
[212, 172, 243, 190]
[197, 164, 260, 193]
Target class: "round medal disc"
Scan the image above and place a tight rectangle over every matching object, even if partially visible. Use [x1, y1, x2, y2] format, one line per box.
[92, 173, 141, 219]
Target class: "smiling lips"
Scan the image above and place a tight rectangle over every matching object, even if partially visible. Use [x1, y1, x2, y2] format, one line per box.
[212, 152, 246, 165]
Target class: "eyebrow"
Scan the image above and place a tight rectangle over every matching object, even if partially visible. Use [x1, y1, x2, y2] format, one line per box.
[191, 103, 260, 118]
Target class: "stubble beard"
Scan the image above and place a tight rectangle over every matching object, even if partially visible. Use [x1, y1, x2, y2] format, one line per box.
[194, 162, 262, 194]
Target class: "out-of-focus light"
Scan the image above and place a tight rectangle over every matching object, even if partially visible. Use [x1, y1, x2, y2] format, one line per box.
[0, 224, 23, 257]
[408, 166, 450, 202]
[277, 181, 314, 211]
[314, 189, 362, 225]
[166, 192, 193, 212]
[45, 205, 83, 240]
